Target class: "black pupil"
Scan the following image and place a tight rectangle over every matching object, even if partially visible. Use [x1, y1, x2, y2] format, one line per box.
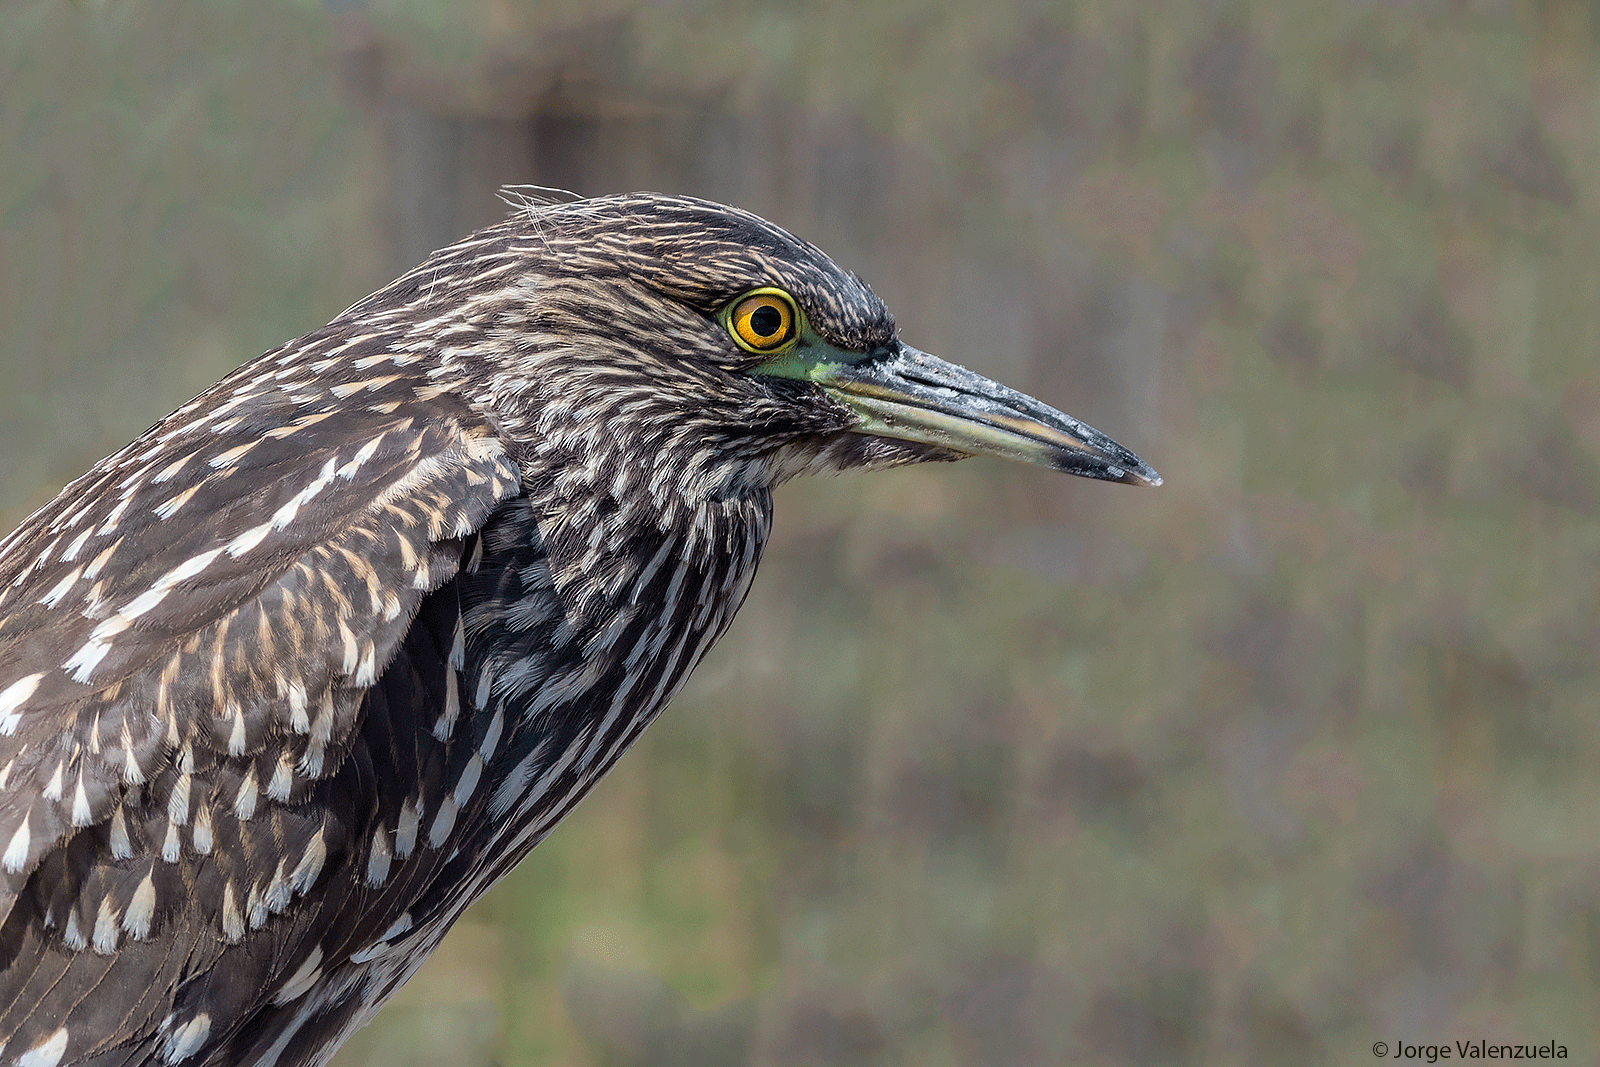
[749, 304, 783, 338]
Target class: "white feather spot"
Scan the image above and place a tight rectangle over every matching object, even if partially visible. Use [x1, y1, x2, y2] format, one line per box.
[366, 825, 392, 887]
[348, 913, 413, 964]
[161, 1013, 211, 1064]
[428, 796, 457, 848]
[268, 752, 294, 802]
[16, 1027, 69, 1067]
[0, 673, 44, 733]
[162, 821, 181, 863]
[336, 436, 383, 479]
[152, 452, 194, 482]
[234, 768, 259, 820]
[3, 820, 30, 873]
[109, 806, 132, 859]
[82, 537, 122, 581]
[348, 941, 393, 965]
[330, 375, 400, 400]
[40, 762, 63, 801]
[63, 910, 86, 951]
[298, 738, 326, 779]
[270, 948, 324, 1006]
[64, 617, 130, 683]
[286, 682, 309, 733]
[60, 527, 93, 563]
[153, 484, 201, 520]
[267, 455, 338, 530]
[121, 724, 145, 785]
[449, 613, 465, 669]
[454, 754, 484, 808]
[491, 734, 571, 821]
[225, 522, 274, 559]
[193, 804, 214, 855]
[480, 705, 505, 758]
[92, 897, 120, 954]
[377, 913, 413, 942]
[245, 884, 266, 930]
[37, 567, 82, 608]
[312, 693, 334, 743]
[221, 884, 244, 942]
[434, 669, 460, 742]
[71, 779, 92, 826]
[354, 642, 377, 687]
[167, 773, 191, 825]
[394, 797, 419, 859]
[291, 831, 327, 894]
[338, 619, 359, 674]
[155, 546, 225, 590]
[118, 583, 172, 621]
[208, 441, 258, 468]
[123, 872, 156, 939]
[262, 860, 292, 914]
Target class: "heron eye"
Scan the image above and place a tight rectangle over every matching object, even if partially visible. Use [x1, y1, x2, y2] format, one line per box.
[726, 290, 798, 353]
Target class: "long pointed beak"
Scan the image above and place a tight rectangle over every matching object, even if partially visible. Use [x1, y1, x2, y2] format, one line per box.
[815, 344, 1162, 486]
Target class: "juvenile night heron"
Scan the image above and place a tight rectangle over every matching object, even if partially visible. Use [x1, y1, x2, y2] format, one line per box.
[0, 193, 1157, 1066]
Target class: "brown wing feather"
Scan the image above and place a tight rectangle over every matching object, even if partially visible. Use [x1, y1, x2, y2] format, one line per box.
[0, 341, 521, 1064]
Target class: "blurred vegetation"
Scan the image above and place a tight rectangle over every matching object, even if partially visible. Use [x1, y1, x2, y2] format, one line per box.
[6, 0, 1600, 1063]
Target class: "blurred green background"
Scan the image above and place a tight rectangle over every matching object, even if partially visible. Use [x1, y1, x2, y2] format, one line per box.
[5, 0, 1600, 1063]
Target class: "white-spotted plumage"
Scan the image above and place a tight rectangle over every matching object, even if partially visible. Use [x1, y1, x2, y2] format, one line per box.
[0, 193, 980, 1067]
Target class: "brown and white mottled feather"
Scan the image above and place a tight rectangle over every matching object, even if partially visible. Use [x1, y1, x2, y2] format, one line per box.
[0, 194, 934, 1067]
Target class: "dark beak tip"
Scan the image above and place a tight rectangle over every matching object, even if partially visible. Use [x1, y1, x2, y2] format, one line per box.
[1112, 468, 1163, 488]
[1065, 453, 1161, 488]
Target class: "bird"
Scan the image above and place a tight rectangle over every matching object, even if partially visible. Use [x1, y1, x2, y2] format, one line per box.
[0, 191, 1159, 1067]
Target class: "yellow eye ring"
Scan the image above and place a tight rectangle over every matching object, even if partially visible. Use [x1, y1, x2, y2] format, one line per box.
[724, 288, 799, 353]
